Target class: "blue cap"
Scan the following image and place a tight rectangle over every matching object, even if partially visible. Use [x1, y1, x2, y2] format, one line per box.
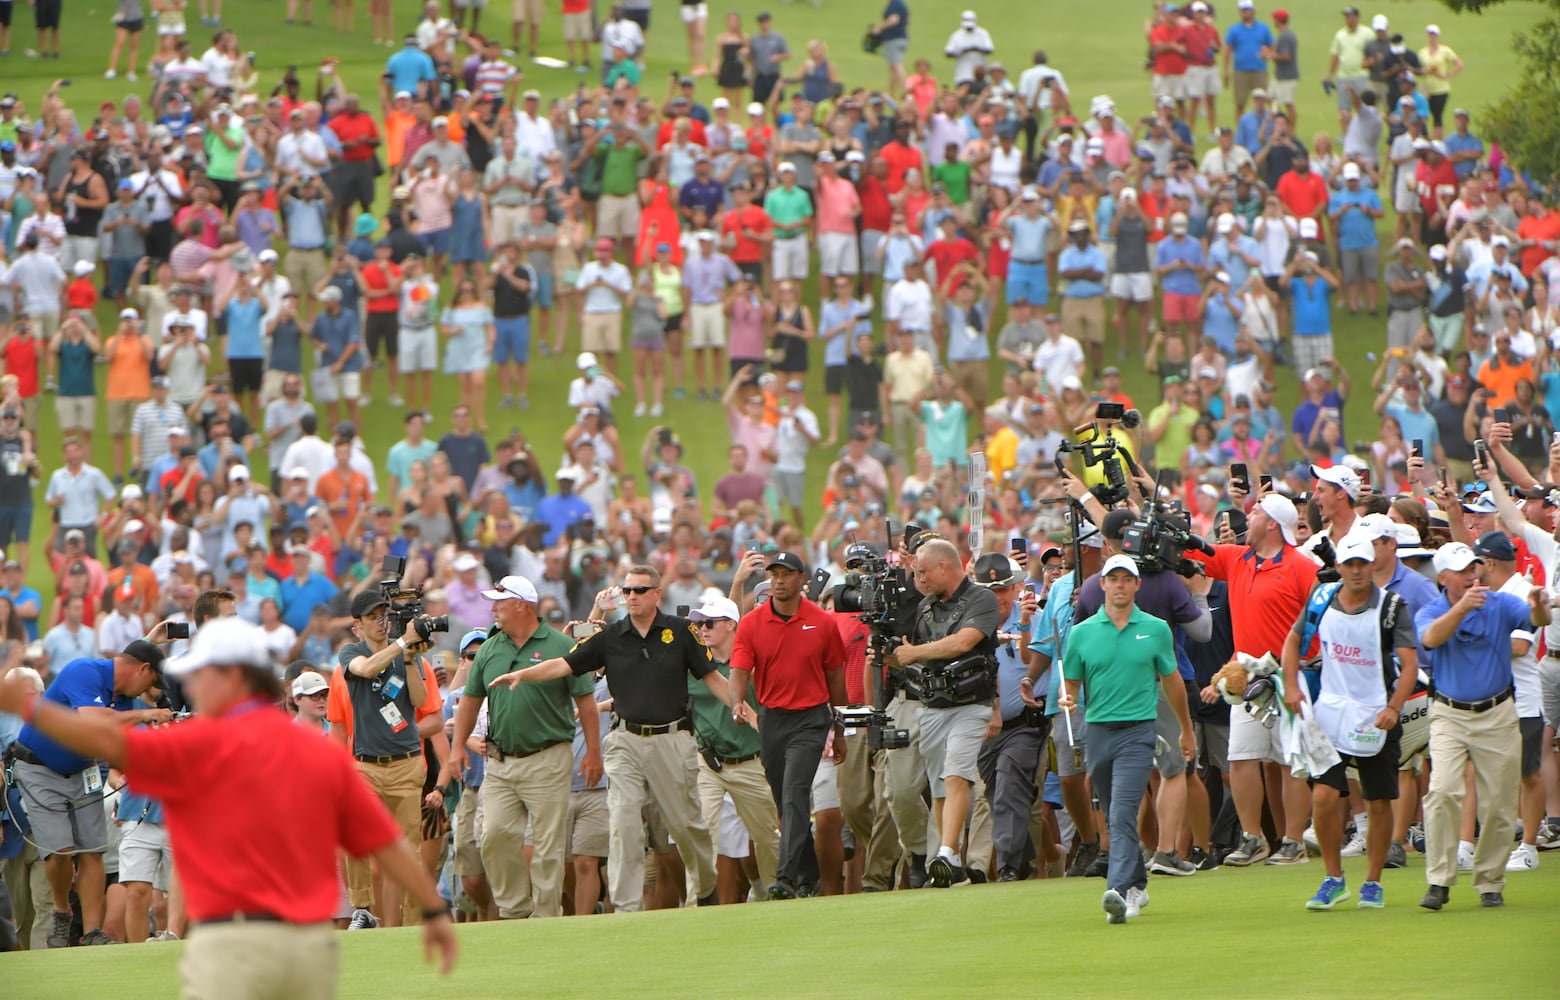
[0, 140, 14, 153]
[459, 628, 489, 652]
[118, 177, 136, 191]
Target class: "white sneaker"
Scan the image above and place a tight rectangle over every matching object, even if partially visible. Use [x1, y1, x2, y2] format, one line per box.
[649, 402, 663, 417]
[1102, 888, 1127, 924]
[1457, 844, 1475, 871]
[1340, 831, 1367, 858]
[1124, 885, 1150, 918]
[127, 71, 138, 81]
[104, 69, 117, 79]
[1302, 824, 1320, 854]
[387, 394, 405, 408]
[1506, 843, 1539, 872]
[633, 401, 647, 417]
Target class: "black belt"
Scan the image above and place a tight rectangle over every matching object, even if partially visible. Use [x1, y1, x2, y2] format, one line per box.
[715, 751, 761, 764]
[354, 749, 422, 765]
[1001, 706, 1048, 732]
[1011, 258, 1045, 265]
[197, 913, 286, 925]
[1431, 689, 1512, 714]
[485, 739, 566, 761]
[1546, 650, 1560, 660]
[613, 717, 690, 737]
[8, 742, 44, 767]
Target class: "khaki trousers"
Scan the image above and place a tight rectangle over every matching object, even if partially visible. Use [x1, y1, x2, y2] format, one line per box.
[345, 755, 425, 923]
[181, 921, 338, 1000]
[489, 204, 529, 246]
[882, 692, 934, 860]
[479, 742, 572, 918]
[835, 729, 901, 890]
[603, 727, 715, 911]
[1423, 698, 1521, 894]
[697, 757, 781, 889]
[2, 843, 53, 949]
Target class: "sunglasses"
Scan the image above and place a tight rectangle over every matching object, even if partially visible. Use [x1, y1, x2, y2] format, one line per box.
[298, 691, 328, 700]
[621, 585, 656, 595]
[460, 652, 478, 661]
[696, 621, 722, 629]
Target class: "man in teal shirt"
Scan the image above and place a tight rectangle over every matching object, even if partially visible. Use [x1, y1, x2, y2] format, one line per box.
[1060, 554, 1193, 925]
[385, 410, 438, 494]
[764, 163, 813, 284]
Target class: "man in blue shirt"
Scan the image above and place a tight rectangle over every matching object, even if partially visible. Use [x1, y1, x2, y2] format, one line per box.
[1201, 270, 1243, 354]
[535, 467, 593, 546]
[309, 286, 364, 428]
[1002, 190, 1055, 306]
[1289, 361, 1350, 456]
[115, 716, 172, 943]
[1443, 109, 1484, 180]
[4, 559, 42, 640]
[1223, 2, 1275, 116]
[196, 416, 249, 479]
[1154, 213, 1206, 342]
[1415, 541, 1549, 910]
[279, 545, 339, 633]
[874, 0, 911, 95]
[1327, 163, 1383, 314]
[385, 35, 438, 102]
[11, 642, 168, 947]
[1281, 250, 1341, 377]
[1234, 89, 1273, 154]
[1058, 220, 1108, 376]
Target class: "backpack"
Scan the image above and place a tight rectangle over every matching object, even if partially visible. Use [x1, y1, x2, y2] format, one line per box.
[1295, 582, 1404, 702]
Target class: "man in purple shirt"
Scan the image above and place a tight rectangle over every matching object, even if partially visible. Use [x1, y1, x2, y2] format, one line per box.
[445, 552, 493, 635]
[682, 232, 743, 400]
[679, 157, 726, 223]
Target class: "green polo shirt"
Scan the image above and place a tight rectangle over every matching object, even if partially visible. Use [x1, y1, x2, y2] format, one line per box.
[930, 160, 972, 205]
[1061, 604, 1176, 724]
[466, 623, 594, 754]
[689, 660, 761, 759]
[763, 185, 813, 239]
[597, 139, 644, 198]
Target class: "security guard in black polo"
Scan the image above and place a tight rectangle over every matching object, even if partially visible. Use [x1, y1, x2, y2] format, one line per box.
[486, 564, 735, 911]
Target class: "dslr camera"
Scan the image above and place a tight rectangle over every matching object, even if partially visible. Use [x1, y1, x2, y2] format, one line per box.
[378, 556, 449, 642]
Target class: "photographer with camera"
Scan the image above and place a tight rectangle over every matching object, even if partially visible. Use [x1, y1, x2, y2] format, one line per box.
[884, 538, 1002, 888]
[1075, 507, 1211, 878]
[334, 588, 440, 929]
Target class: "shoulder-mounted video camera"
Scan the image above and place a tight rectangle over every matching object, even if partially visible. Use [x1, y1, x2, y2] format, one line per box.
[379, 556, 449, 642]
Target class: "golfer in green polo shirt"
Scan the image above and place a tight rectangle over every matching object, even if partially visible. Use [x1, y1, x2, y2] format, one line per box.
[448, 575, 602, 919]
[1061, 554, 1195, 925]
[764, 163, 814, 283]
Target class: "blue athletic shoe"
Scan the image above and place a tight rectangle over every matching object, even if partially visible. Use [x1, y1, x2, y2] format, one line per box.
[1305, 876, 1350, 910]
[1357, 880, 1384, 909]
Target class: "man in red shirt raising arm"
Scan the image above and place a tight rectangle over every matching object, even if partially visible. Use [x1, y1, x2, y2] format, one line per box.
[0, 618, 457, 997]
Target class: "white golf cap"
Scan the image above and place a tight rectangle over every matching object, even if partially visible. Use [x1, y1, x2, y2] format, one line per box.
[1341, 162, 1361, 180]
[1102, 554, 1140, 578]
[165, 617, 272, 677]
[696, 230, 717, 241]
[1394, 523, 1433, 558]
[1257, 494, 1299, 546]
[555, 465, 581, 481]
[692, 596, 740, 622]
[1432, 541, 1481, 574]
[961, 9, 977, 21]
[1311, 464, 1362, 500]
[123, 518, 147, 534]
[258, 248, 279, 263]
[1335, 535, 1374, 564]
[1215, 213, 1235, 234]
[746, 102, 765, 116]
[712, 97, 730, 109]
[1299, 218, 1319, 238]
[291, 672, 329, 697]
[229, 465, 250, 481]
[119, 307, 140, 320]
[72, 260, 95, 277]
[777, 161, 797, 173]
[288, 466, 310, 480]
[1237, 0, 1254, 7]
[576, 351, 598, 370]
[452, 553, 481, 572]
[1425, 23, 1440, 34]
[482, 574, 540, 603]
[121, 483, 145, 500]
[1353, 512, 1397, 542]
[1428, 244, 1448, 261]
[1371, 14, 1388, 30]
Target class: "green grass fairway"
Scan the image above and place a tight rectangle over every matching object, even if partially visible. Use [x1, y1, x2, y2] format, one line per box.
[5, 856, 1558, 998]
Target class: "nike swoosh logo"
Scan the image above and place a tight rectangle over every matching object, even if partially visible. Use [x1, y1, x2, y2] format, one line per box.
[1135, 634, 1152, 640]
[802, 625, 817, 630]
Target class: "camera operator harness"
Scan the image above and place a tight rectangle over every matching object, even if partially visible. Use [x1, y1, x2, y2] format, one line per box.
[903, 579, 999, 708]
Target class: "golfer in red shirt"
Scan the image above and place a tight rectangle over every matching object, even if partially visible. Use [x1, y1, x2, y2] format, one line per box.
[729, 551, 848, 899]
[0, 618, 457, 998]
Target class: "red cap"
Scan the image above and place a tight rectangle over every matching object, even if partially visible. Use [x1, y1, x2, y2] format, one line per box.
[1273, 8, 1289, 20]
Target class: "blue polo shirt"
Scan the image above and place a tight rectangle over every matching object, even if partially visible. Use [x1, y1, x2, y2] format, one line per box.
[1235, 110, 1270, 154]
[1385, 402, 1439, 454]
[1288, 276, 1333, 336]
[385, 46, 438, 96]
[1155, 237, 1205, 296]
[1415, 591, 1528, 702]
[311, 308, 364, 373]
[1443, 132, 1484, 180]
[1030, 572, 1081, 718]
[1225, 21, 1274, 72]
[1006, 214, 1051, 264]
[536, 491, 592, 546]
[995, 603, 1029, 721]
[6, 585, 42, 640]
[280, 572, 339, 632]
[1058, 244, 1108, 298]
[18, 658, 133, 775]
[1203, 290, 1243, 354]
[1329, 188, 1382, 250]
[1386, 560, 1439, 620]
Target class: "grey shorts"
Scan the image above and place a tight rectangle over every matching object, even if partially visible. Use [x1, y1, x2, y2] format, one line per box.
[1051, 712, 1089, 777]
[569, 787, 609, 858]
[1539, 655, 1560, 730]
[881, 38, 909, 67]
[772, 469, 806, 508]
[1193, 719, 1230, 774]
[1153, 691, 1188, 778]
[917, 702, 991, 798]
[1340, 245, 1379, 284]
[13, 760, 109, 857]
[118, 820, 173, 890]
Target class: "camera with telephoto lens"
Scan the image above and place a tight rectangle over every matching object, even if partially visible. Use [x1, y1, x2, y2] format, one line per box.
[1118, 478, 1216, 576]
[833, 705, 910, 751]
[378, 556, 449, 642]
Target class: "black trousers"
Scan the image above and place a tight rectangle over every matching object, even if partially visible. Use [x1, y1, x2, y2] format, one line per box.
[758, 703, 831, 887]
[977, 722, 1048, 872]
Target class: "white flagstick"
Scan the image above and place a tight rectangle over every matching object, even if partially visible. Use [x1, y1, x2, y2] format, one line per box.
[1063, 698, 1075, 745]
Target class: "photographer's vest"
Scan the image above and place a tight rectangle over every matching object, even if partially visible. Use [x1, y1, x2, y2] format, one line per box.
[905, 580, 998, 709]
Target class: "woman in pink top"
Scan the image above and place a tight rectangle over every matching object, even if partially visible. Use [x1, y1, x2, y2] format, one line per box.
[724, 272, 767, 369]
[409, 160, 455, 279]
[722, 364, 778, 478]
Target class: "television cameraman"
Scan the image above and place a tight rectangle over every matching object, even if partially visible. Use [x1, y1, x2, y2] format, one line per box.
[333, 588, 443, 929]
[884, 538, 1003, 888]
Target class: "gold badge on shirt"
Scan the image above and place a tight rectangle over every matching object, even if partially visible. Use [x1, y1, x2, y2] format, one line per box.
[661, 628, 674, 644]
[689, 623, 706, 646]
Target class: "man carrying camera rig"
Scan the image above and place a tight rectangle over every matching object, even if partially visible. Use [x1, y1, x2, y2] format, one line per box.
[885, 538, 1003, 888]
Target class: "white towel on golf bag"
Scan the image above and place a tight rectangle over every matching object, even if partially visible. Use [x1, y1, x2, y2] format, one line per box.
[1278, 678, 1342, 779]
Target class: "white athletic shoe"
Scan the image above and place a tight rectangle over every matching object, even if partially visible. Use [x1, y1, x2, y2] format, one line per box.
[1457, 844, 1475, 871]
[1302, 824, 1320, 854]
[1339, 831, 1368, 858]
[1506, 843, 1539, 872]
[1102, 888, 1127, 924]
[1124, 885, 1150, 919]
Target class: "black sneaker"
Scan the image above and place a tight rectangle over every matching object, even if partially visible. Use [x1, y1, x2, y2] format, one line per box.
[1149, 850, 1197, 876]
[963, 868, 984, 885]
[907, 853, 929, 889]
[47, 911, 73, 948]
[996, 867, 1022, 882]
[1419, 885, 1450, 911]
[1188, 846, 1219, 871]
[1384, 841, 1408, 869]
[767, 879, 796, 900]
[1067, 839, 1101, 878]
[794, 882, 817, 899]
[928, 854, 957, 888]
[1480, 891, 1504, 908]
[80, 928, 120, 945]
[1084, 850, 1109, 878]
[696, 890, 719, 906]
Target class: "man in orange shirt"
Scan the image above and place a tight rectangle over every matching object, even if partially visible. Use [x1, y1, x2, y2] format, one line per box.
[1476, 330, 1534, 409]
[1515, 196, 1560, 279]
[381, 90, 419, 174]
[108, 526, 161, 611]
[103, 309, 154, 484]
[314, 436, 371, 542]
[880, 120, 923, 195]
[1275, 152, 1329, 240]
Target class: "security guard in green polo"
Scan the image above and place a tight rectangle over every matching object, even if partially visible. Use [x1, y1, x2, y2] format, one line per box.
[485, 564, 735, 911]
[449, 575, 602, 919]
[688, 595, 780, 902]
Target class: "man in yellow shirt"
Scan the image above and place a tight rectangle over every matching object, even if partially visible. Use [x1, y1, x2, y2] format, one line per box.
[1325, 6, 1374, 129]
[983, 405, 1021, 485]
